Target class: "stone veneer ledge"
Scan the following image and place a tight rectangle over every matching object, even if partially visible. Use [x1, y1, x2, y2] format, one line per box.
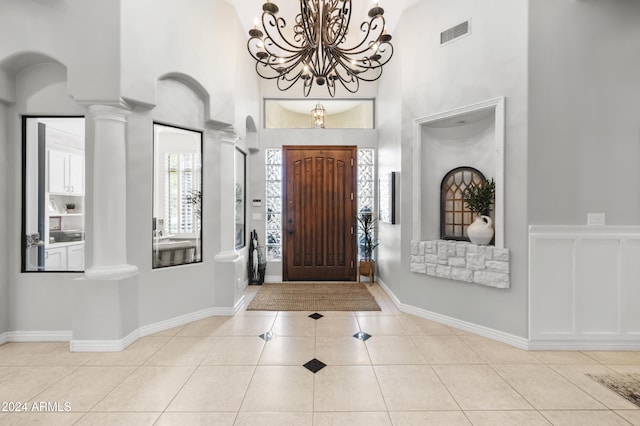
[410, 240, 510, 288]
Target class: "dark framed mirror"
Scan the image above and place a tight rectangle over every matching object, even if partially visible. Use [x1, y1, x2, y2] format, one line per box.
[152, 123, 202, 268]
[235, 147, 246, 249]
[22, 116, 86, 272]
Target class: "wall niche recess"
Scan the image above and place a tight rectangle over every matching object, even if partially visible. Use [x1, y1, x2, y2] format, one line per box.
[411, 97, 509, 288]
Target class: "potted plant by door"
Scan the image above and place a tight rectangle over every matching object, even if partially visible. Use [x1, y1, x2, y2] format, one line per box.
[462, 178, 496, 245]
[356, 212, 379, 285]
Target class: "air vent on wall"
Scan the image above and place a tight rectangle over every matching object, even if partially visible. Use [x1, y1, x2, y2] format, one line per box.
[440, 20, 470, 45]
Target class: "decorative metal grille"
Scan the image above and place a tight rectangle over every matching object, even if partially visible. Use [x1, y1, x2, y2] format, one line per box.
[441, 167, 485, 240]
[265, 148, 282, 261]
[358, 148, 375, 259]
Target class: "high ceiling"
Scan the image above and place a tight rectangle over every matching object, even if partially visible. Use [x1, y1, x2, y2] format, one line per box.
[224, 0, 419, 38]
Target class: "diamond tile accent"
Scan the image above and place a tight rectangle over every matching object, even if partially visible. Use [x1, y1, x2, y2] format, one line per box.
[303, 358, 327, 374]
[353, 332, 372, 341]
[309, 313, 324, 320]
[259, 331, 276, 342]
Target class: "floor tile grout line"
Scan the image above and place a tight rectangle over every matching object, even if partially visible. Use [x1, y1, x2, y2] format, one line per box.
[546, 363, 640, 411]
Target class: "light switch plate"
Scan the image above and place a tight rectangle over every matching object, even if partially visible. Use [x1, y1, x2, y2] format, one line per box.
[587, 213, 605, 226]
[252, 213, 262, 221]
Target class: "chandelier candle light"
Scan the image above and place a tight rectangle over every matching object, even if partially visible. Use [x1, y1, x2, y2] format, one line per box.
[247, 0, 394, 97]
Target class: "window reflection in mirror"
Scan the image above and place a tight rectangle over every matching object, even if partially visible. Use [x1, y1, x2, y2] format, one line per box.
[235, 148, 246, 249]
[153, 123, 203, 268]
[22, 116, 86, 272]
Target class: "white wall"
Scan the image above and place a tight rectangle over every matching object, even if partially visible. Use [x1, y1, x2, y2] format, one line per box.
[528, 0, 640, 226]
[120, 0, 258, 131]
[0, 0, 121, 102]
[127, 78, 224, 327]
[8, 63, 86, 332]
[376, 0, 530, 338]
[0, 0, 258, 338]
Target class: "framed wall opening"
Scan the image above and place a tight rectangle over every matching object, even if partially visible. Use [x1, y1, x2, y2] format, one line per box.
[412, 97, 505, 248]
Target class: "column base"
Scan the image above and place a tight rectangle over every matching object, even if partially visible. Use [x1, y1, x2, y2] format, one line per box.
[85, 264, 138, 281]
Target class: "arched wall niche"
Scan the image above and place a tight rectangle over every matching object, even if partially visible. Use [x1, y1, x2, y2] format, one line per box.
[154, 75, 207, 130]
[0, 51, 66, 104]
[154, 72, 234, 132]
[245, 115, 258, 151]
[413, 97, 506, 248]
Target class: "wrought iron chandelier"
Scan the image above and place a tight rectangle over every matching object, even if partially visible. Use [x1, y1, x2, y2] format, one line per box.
[247, 0, 393, 97]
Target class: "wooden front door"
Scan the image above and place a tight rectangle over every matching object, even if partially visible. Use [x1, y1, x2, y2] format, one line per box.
[283, 146, 357, 281]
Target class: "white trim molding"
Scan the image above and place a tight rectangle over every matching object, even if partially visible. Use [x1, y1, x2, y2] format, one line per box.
[377, 278, 528, 350]
[1, 331, 72, 343]
[71, 306, 235, 352]
[529, 225, 640, 350]
[413, 97, 506, 248]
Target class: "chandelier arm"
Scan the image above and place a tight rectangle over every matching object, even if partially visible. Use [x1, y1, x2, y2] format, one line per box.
[324, 0, 351, 47]
[332, 67, 360, 94]
[262, 12, 306, 53]
[263, 36, 308, 56]
[334, 18, 387, 55]
[331, 51, 387, 82]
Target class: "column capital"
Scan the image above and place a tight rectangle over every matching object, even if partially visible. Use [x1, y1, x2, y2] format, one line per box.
[220, 135, 239, 146]
[89, 105, 131, 123]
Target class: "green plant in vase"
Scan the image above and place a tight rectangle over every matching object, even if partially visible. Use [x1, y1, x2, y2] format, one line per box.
[462, 178, 495, 245]
[355, 212, 379, 285]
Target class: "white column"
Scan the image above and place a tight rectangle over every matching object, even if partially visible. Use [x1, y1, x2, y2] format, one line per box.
[85, 105, 138, 280]
[214, 134, 243, 310]
[215, 135, 241, 262]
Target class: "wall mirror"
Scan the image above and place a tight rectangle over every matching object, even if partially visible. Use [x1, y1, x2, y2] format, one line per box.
[235, 147, 246, 249]
[379, 172, 396, 224]
[152, 123, 202, 268]
[22, 116, 86, 272]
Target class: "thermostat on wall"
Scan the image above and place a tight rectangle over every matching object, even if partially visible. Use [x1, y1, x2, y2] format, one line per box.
[252, 199, 262, 207]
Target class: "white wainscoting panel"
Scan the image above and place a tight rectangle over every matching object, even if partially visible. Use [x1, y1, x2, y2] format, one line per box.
[529, 226, 640, 350]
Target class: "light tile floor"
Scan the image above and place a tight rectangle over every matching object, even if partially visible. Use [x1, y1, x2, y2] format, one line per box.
[0, 284, 639, 425]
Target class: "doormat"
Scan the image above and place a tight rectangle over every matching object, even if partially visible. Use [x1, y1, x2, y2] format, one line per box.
[588, 373, 640, 407]
[246, 282, 381, 311]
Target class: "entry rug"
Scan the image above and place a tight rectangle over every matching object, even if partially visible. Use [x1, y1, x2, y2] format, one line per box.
[588, 373, 640, 407]
[247, 282, 381, 311]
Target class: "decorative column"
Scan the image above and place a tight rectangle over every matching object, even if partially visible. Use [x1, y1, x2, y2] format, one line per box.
[214, 134, 244, 311]
[84, 105, 138, 280]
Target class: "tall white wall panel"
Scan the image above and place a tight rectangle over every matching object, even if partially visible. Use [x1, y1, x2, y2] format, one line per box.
[529, 226, 640, 350]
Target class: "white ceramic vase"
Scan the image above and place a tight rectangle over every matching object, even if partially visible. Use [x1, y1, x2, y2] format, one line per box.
[467, 214, 494, 245]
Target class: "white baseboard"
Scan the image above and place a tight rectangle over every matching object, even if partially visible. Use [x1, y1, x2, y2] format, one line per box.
[377, 278, 640, 351]
[377, 278, 529, 350]
[528, 339, 640, 351]
[265, 275, 283, 283]
[1, 330, 72, 343]
[71, 330, 140, 353]
[71, 305, 236, 353]
[233, 295, 246, 315]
